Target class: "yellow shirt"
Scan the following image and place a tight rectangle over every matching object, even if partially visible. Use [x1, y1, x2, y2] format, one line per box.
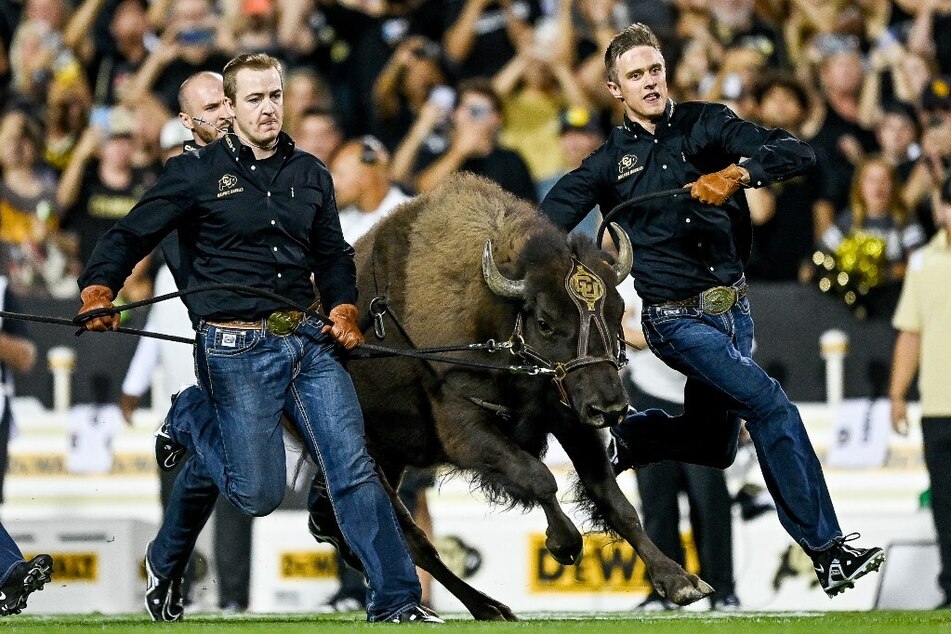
[892, 230, 951, 415]
[499, 90, 564, 182]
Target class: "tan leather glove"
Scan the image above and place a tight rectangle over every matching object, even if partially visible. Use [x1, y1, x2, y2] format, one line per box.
[690, 163, 747, 206]
[77, 284, 119, 331]
[322, 303, 364, 350]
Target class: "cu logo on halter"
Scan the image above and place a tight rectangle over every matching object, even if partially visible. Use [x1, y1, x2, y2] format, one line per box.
[618, 154, 638, 173]
[567, 263, 605, 311]
[219, 174, 238, 191]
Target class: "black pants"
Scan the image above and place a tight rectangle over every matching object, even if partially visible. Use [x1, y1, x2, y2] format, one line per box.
[627, 379, 736, 597]
[160, 464, 253, 608]
[923, 417, 951, 601]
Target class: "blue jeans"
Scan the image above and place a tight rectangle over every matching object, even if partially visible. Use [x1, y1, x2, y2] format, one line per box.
[612, 293, 842, 552]
[150, 318, 420, 619]
[0, 521, 24, 584]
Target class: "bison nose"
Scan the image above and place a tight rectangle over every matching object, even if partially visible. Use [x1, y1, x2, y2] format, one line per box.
[586, 404, 628, 428]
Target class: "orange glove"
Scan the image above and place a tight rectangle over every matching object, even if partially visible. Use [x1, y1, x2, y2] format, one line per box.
[77, 284, 119, 331]
[690, 164, 747, 206]
[322, 303, 364, 350]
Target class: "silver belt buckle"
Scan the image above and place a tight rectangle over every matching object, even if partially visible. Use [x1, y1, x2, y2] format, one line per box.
[699, 286, 736, 315]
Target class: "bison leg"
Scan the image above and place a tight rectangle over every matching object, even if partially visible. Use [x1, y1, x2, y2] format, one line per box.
[375, 464, 518, 621]
[551, 424, 715, 606]
[435, 405, 584, 566]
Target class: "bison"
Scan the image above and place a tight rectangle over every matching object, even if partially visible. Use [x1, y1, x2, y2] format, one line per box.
[308, 173, 713, 619]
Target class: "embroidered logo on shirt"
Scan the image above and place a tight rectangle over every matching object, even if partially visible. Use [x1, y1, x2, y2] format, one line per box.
[217, 174, 244, 198]
[617, 154, 643, 181]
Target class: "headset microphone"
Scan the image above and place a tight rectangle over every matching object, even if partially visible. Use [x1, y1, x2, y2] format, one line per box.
[192, 116, 228, 132]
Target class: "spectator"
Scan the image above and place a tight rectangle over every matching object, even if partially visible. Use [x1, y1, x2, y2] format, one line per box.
[808, 37, 880, 213]
[42, 73, 93, 172]
[537, 106, 604, 237]
[372, 36, 449, 150]
[889, 173, 951, 610]
[330, 136, 411, 245]
[903, 76, 951, 221]
[122, 0, 231, 112]
[8, 18, 79, 104]
[57, 106, 157, 278]
[294, 107, 344, 164]
[442, 0, 540, 81]
[745, 74, 833, 283]
[0, 110, 67, 296]
[493, 23, 589, 187]
[822, 158, 925, 313]
[282, 68, 334, 139]
[405, 78, 537, 202]
[66, 0, 152, 105]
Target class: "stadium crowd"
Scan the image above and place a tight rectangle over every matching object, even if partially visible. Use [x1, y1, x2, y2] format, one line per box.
[0, 0, 946, 308]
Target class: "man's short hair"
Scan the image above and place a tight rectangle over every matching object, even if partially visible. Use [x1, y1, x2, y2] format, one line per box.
[751, 73, 809, 112]
[456, 78, 502, 115]
[223, 53, 283, 102]
[604, 23, 662, 83]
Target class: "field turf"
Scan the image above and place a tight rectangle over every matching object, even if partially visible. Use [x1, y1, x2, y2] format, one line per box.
[1, 611, 950, 633]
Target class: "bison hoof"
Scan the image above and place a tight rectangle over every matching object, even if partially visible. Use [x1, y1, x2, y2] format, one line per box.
[546, 539, 583, 566]
[669, 578, 716, 606]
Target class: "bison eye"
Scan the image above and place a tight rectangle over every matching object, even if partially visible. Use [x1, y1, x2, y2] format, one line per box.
[536, 316, 554, 336]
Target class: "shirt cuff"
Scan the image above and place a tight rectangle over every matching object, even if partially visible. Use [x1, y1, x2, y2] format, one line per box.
[738, 159, 769, 189]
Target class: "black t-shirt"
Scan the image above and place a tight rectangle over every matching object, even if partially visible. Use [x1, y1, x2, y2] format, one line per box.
[441, 0, 541, 80]
[808, 104, 879, 211]
[88, 50, 145, 105]
[62, 162, 157, 266]
[416, 143, 537, 203]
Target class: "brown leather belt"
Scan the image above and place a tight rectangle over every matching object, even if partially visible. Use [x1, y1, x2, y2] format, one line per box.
[205, 307, 310, 336]
[656, 282, 748, 315]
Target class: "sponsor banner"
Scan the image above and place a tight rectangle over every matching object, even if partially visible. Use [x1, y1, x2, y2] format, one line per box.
[528, 532, 698, 593]
[279, 551, 338, 579]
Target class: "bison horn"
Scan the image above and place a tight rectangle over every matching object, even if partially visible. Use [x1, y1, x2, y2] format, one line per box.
[608, 222, 633, 284]
[482, 240, 525, 299]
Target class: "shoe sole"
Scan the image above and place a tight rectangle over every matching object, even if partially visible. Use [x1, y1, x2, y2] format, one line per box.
[824, 551, 886, 597]
[0, 555, 53, 615]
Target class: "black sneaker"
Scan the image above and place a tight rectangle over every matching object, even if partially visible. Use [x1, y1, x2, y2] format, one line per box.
[155, 415, 186, 472]
[386, 604, 444, 623]
[0, 554, 52, 615]
[145, 548, 184, 621]
[811, 533, 885, 597]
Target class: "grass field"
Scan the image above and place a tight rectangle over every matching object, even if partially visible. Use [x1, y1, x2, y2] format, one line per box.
[2, 611, 950, 633]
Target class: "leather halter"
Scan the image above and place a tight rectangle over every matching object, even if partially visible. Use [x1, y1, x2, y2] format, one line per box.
[508, 259, 627, 408]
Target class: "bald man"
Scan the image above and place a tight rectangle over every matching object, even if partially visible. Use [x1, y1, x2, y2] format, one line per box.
[177, 71, 231, 146]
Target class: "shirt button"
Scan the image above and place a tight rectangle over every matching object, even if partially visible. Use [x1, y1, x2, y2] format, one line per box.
[662, 164, 667, 169]
[271, 220, 276, 225]
[273, 246, 277, 252]
[277, 273, 282, 278]
[685, 218, 691, 223]
[697, 242, 702, 247]
[267, 192, 271, 197]
[757, 181, 762, 186]
[251, 165, 256, 170]
[709, 267, 715, 272]
[653, 139, 658, 144]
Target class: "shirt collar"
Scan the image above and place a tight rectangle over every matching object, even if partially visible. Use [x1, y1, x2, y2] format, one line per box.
[221, 128, 296, 161]
[622, 98, 676, 134]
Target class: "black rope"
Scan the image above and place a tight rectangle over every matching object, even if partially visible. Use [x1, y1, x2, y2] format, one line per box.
[595, 187, 686, 246]
[27, 283, 556, 375]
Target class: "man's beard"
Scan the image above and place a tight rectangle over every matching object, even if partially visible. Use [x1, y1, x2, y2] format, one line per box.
[195, 125, 221, 145]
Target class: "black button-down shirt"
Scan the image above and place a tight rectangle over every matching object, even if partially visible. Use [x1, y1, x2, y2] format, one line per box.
[540, 100, 815, 305]
[78, 131, 356, 322]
